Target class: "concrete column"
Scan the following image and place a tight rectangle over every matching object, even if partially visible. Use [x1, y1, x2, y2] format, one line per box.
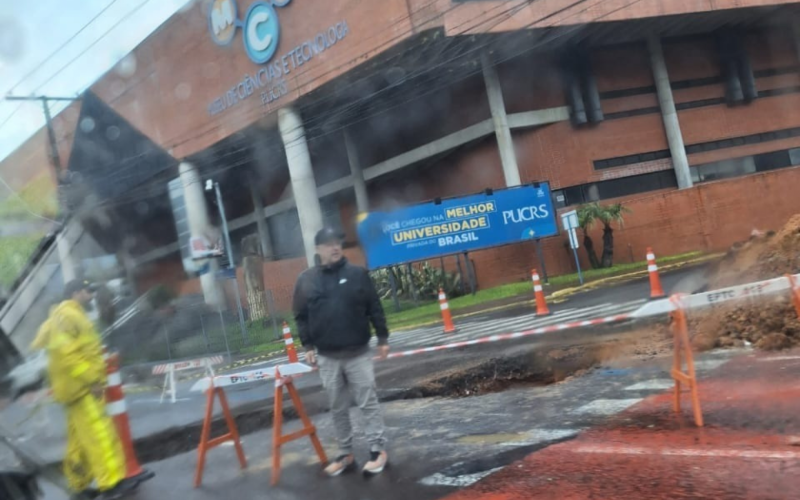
[344, 130, 369, 213]
[179, 162, 222, 308]
[647, 35, 693, 189]
[56, 228, 76, 283]
[249, 183, 275, 260]
[278, 107, 324, 267]
[481, 53, 522, 187]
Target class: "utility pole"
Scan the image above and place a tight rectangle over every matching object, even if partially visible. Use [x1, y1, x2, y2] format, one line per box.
[5, 95, 79, 178]
[5, 95, 80, 281]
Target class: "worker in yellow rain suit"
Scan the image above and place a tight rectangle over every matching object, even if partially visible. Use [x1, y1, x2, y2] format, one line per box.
[43, 280, 129, 500]
[31, 309, 55, 351]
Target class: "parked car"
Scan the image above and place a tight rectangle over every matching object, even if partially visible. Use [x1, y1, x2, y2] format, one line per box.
[4, 351, 47, 401]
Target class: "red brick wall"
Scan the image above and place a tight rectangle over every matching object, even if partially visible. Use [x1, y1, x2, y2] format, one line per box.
[150, 165, 800, 311]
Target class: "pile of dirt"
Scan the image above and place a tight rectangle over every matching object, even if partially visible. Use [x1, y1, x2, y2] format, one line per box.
[709, 214, 800, 289]
[691, 295, 800, 352]
[691, 214, 800, 351]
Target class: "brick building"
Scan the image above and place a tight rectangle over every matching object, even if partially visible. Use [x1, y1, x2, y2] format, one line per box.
[4, 0, 800, 313]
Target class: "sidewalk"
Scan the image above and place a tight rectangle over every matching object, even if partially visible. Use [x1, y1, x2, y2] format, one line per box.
[443, 349, 800, 500]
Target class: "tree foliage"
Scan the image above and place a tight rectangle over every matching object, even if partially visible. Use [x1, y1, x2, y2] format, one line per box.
[576, 202, 631, 269]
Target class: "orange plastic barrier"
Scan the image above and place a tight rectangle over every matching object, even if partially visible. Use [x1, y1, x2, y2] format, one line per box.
[271, 368, 327, 485]
[647, 248, 666, 299]
[194, 382, 247, 487]
[439, 288, 456, 333]
[531, 269, 551, 316]
[282, 322, 299, 363]
[668, 295, 703, 427]
[105, 353, 153, 482]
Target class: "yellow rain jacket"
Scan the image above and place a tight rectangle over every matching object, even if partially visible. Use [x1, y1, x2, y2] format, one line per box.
[44, 300, 107, 405]
[41, 299, 125, 492]
[30, 308, 56, 351]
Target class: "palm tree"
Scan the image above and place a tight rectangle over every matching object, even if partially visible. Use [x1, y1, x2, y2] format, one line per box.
[596, 203, 631, 268]
[576, 202, 631, 268]
[577, 203, 602, 269]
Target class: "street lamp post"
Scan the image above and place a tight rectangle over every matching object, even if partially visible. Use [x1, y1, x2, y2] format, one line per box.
[207, 180, 248, 342]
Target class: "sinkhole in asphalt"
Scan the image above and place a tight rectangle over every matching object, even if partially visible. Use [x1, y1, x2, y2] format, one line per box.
[390, 345, 601, 400]
[131, 343, 609, 463]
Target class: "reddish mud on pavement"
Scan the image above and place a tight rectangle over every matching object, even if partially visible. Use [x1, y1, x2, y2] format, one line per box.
[443, 350, 800, 500]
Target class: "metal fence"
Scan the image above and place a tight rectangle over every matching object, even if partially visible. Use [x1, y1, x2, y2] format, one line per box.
[106, 279, 293, 365]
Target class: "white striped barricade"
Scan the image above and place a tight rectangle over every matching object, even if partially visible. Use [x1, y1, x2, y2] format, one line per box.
[153, 356, 224, 404]
[190, 362, 317, 487]
[189, 362, 314, 393]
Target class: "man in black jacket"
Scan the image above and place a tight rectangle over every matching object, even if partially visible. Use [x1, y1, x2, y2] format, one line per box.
[293, 227, 390, 476]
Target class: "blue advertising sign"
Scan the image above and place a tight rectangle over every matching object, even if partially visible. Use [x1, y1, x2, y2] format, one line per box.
[357, 183, 558, 269]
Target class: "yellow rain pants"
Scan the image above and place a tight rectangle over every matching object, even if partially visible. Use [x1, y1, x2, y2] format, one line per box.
[63, 393, 126, 492]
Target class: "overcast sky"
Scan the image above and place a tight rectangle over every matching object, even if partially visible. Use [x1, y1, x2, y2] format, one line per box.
[0, 0, 192, 162]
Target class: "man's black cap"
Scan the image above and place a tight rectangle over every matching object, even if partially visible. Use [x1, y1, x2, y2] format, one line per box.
[314, 227, 345, 246]
[64, 279, 97, 299]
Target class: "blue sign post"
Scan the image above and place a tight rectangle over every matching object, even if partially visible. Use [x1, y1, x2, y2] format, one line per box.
[357, 184, 558, 270]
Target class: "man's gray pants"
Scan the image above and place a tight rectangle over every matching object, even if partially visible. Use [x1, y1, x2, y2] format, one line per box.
[317, 351, 387, 455]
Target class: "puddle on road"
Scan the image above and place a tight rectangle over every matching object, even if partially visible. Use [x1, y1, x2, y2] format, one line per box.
[456, 433, 526, 444]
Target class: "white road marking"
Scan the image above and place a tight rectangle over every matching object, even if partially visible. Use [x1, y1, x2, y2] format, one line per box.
[573, 444, 800, 459]
[624, 380, 675, 391]
[419, 467, 504, 487]
[759, 355, 800, 361]
[693, 359, 728, 371]
[497, 428, 581, 446]
[387, 300, 647, 349]
[573, 398, 642, 415]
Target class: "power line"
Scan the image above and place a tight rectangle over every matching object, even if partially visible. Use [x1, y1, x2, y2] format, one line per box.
[7, 0, 123, 94]
[33, 0, 527, 195]
[91, 0, 639, 208]
[0, 0, 121, 134]
[17, 0, 644, 217]
[32, 0, 153, 95]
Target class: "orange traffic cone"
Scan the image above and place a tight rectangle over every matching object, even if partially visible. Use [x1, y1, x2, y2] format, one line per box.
[647, 247, 665, 299]
[438, 288, 456, 333]
[105, 353, 155, 484]
[282, 322, 298, 363]
[531, 269, 551, 316]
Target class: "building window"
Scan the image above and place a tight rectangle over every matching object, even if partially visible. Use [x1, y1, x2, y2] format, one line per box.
[789, 148, 800, 166]
[594, 150, 670, 170]
[691, 147, 800, 184]
[552, 170, 678, 207]
[691, 157, 756, 183]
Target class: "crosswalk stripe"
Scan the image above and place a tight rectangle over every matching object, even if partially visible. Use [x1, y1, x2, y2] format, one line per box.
[387, 300, 646, 349]
[244, 300, 649, 371]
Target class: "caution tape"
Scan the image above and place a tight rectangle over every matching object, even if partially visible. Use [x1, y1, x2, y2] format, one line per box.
[188, 273, 800, 393]
[387, 273, 800, 360]
[631, 274, 794, 319]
